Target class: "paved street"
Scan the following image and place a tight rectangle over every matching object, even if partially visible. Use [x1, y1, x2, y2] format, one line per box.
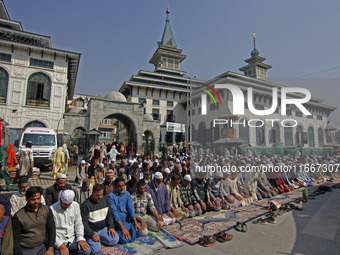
[159, 188, 340, 255]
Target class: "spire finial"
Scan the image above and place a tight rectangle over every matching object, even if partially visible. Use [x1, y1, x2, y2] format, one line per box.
[253, 33, 256, 50]
[166, 5, 170, 17]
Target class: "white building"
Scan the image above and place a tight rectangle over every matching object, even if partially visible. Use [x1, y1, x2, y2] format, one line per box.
[189, 40, 337, 155]
[0, 1, 80, 144]
[119, 7, 203, 146]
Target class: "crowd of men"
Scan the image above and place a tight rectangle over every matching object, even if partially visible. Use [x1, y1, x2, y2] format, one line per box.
[1, 145, 339, 254]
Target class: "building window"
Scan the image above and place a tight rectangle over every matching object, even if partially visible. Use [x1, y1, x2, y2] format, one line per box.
[307, 115, 313, 119]
[152, 108, 160, 121]
[167, 101, 173, 107]
[256, 121, 265, 146]
[296, 125, 303, 144]
[0, 67, 9, 103]
[166, 110, 175, 122]
[269, 122, 280, 144]
[318, 128, 324, 146]
[161, 57, 179, 69]
[295, 111, 302, 117]
[139, 98, 146, 104]
[239, 119, 249, 144]
[26, 72, 51, 107]
[30, 58, 54, 69]
[152, 99, 159, 105]
[73, 98, 84, 107]
[284, 124, 293, 145]
[317, 115, 323, 120]
[101, 119, 112, 125]
[308, 127, 315, 147]
[0, 53, 11, 63]
[254, 104, 265, 110]
[286, 110, 292, 116]
[99, 131, 112, 138]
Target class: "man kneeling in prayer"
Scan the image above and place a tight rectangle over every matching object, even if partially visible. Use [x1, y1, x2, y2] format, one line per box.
[132, 179, 163, 233]
[108, 177, 145, 243]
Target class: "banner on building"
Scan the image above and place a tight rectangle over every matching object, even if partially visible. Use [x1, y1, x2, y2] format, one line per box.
[166, 122, 185, 133]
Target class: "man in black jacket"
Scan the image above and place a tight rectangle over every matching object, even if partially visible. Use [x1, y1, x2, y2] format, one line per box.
[12, 186, 56, 255]
[45, 174, 74, 206]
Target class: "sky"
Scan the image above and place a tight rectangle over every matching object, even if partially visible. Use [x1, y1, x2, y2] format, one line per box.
[4, 0, 340, 128]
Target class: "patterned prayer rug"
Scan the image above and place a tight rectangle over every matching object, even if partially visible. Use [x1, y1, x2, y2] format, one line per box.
[163, 188, 305, 245]
[100, 230, 183, 255]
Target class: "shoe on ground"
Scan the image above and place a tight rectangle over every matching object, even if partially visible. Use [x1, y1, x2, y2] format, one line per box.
[252, 218, 267, 225]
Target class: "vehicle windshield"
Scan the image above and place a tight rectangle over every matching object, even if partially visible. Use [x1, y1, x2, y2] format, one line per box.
[21, 134, 56, 146]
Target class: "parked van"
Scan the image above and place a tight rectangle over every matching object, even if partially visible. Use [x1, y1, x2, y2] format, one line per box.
[19, 127, 57, 168]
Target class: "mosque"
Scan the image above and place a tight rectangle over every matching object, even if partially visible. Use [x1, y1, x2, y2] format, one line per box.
[0, 0, 337, 155]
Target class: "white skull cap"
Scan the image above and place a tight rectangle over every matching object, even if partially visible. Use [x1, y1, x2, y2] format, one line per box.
[60, 189, 74, 204]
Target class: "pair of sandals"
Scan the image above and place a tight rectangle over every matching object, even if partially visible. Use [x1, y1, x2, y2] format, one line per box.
[252, 216, 276, 225]
[199, 235, 216, 247]
[234, 221, 247, 232]
[214, 231, 233, 243]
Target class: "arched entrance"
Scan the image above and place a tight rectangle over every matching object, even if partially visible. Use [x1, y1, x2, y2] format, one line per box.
[98, 113, 137, 150]
[71, 126, 86, 152]
[24, 120, 47, 128]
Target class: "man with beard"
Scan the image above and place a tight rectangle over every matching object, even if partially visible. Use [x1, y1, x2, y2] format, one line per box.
[10, 177, 46, 216]
[50, 190, 90, 255]
[12, 186, 56, 255]
[45, 174, 74, 206]
[131, 180, 163, 232]
[145, 172, 176, 225]
[108, 177, 145, 244]
[103, 170, 115, 196]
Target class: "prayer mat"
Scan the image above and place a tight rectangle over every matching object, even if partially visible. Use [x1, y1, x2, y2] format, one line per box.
[100, 230, 183, 255]
[163, 188, 310, 245]
[163, 206, 269, 245]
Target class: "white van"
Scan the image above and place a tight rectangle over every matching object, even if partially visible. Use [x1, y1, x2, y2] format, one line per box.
[19, 127, 57, 168]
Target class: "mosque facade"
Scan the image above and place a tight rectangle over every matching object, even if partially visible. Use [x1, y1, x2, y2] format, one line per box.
[188, 38, 337, 155]
[0, 1, 80, 144]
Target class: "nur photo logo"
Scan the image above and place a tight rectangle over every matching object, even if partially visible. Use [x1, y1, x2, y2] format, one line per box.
[200, 83, 312, 116]
[199, 83, 223, 115]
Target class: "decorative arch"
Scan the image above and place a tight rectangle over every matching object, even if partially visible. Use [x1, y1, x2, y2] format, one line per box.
[0, 67, 9, 103]
[26, 72, 51, 107]
[24, 120, 47, 128]
[98, 113, 137, 146]
[72, 126, 86, 137]
[308, 126, 315, 147]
